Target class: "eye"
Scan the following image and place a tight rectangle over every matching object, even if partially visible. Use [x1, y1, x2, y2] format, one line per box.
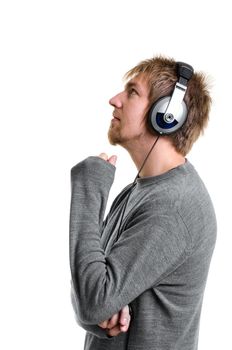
[128, 88, 138, 96]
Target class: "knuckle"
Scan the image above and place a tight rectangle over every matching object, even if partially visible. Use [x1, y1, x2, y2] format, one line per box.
[100, 322, 107, 329]
[98, 152, 108, 160]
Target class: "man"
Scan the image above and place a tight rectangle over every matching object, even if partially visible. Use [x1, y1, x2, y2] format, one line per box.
[69, 56, 217, 350]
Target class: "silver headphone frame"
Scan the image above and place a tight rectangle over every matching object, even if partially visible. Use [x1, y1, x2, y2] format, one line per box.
[149, 86, 188, 135]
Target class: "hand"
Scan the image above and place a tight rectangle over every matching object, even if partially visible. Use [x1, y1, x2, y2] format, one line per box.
[98, 305, 131, 337]
[98, 153, 117, 166]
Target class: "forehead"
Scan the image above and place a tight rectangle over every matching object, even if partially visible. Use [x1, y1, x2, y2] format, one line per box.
[124, 73, 149, 94]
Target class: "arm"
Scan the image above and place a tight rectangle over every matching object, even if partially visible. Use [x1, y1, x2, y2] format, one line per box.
[69, 156, 192, 325]
[71, 280, 131, 338]
[69, 154, 131, 338]
[70, 279, 113, 339]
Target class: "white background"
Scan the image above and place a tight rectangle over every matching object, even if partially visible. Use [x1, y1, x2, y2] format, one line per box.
[0, 0, 231, 349]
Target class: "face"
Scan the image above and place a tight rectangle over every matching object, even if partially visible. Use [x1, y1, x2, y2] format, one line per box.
[108, 74, 151, 147]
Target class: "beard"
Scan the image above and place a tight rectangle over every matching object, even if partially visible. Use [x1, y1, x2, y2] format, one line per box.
[108, 121, 147, 147]
[107, 123, 123, 145]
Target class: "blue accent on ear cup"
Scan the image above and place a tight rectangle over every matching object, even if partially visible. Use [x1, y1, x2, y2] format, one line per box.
[156, 113, 178, 129]
[148, 96, 187, 135]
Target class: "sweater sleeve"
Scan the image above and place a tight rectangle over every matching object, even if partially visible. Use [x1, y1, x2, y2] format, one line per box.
[70, 280, 114, 339]
[69, 156, 192, 326]
[69, 156, 116, 334]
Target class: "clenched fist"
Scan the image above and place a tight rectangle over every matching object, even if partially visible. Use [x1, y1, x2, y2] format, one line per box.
[98, 153, 117, 166]
[98, 305, 132, 337]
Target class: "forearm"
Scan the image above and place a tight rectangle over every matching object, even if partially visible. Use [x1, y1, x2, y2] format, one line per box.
[70, 280, 113, 339]
[69, 156, 116, 324]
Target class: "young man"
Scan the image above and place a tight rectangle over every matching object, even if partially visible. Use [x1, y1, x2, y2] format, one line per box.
[69, 56, 217, 350]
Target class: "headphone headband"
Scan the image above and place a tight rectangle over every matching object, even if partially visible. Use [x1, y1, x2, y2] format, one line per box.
[176, 62, 194, 84]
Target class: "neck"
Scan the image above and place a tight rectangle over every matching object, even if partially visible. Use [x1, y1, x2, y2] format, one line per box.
[125, 135, 185, 178]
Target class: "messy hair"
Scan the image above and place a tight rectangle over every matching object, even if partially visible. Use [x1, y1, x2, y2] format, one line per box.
[124, 55, 212, 156]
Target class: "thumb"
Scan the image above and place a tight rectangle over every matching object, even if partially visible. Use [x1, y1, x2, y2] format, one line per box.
[108, 155, 117, 166]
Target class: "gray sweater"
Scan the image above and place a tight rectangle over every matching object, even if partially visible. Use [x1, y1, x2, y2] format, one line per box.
[69, 156, 217, 350]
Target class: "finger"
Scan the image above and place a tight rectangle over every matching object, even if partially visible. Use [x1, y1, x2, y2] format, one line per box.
[98, 320, 109, 329]
[98, 311, 119, 329]
[98, 153, 108, 161]
[107, 325, 122, 337]
[119, 305, 131, 332]
[108, 155, 117, 166]
[119, 305, 130, 326]
[119, 317, 130, 332]
[106, 312, 120, 329]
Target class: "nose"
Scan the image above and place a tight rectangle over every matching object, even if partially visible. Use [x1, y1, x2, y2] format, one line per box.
[109, 92, 123, 108]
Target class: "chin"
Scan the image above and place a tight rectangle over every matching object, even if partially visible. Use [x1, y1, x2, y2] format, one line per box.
[108, 126, 132, 147]
[108, 128, 120, 145]
[108, 133, 119, 146]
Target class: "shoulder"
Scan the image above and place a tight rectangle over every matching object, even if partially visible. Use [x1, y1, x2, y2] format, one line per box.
[108, 183, 135, 215]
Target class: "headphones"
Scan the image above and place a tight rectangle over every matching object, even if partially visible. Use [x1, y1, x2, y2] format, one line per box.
[148, 62, 194, 135]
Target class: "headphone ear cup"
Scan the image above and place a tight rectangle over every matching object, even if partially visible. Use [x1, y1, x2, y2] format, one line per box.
[148, 96, 188, 135]
[148, 96, 171, 134]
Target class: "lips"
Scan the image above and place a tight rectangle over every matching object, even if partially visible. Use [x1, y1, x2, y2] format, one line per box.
[113, 113, 120, 121]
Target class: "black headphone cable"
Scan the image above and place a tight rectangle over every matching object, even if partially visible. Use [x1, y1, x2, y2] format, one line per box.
[115, 134, 161, 243]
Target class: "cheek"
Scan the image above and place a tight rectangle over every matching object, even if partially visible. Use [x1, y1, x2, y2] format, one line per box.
[125, 119, 146, 137]
[129, 110, 147, 129]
